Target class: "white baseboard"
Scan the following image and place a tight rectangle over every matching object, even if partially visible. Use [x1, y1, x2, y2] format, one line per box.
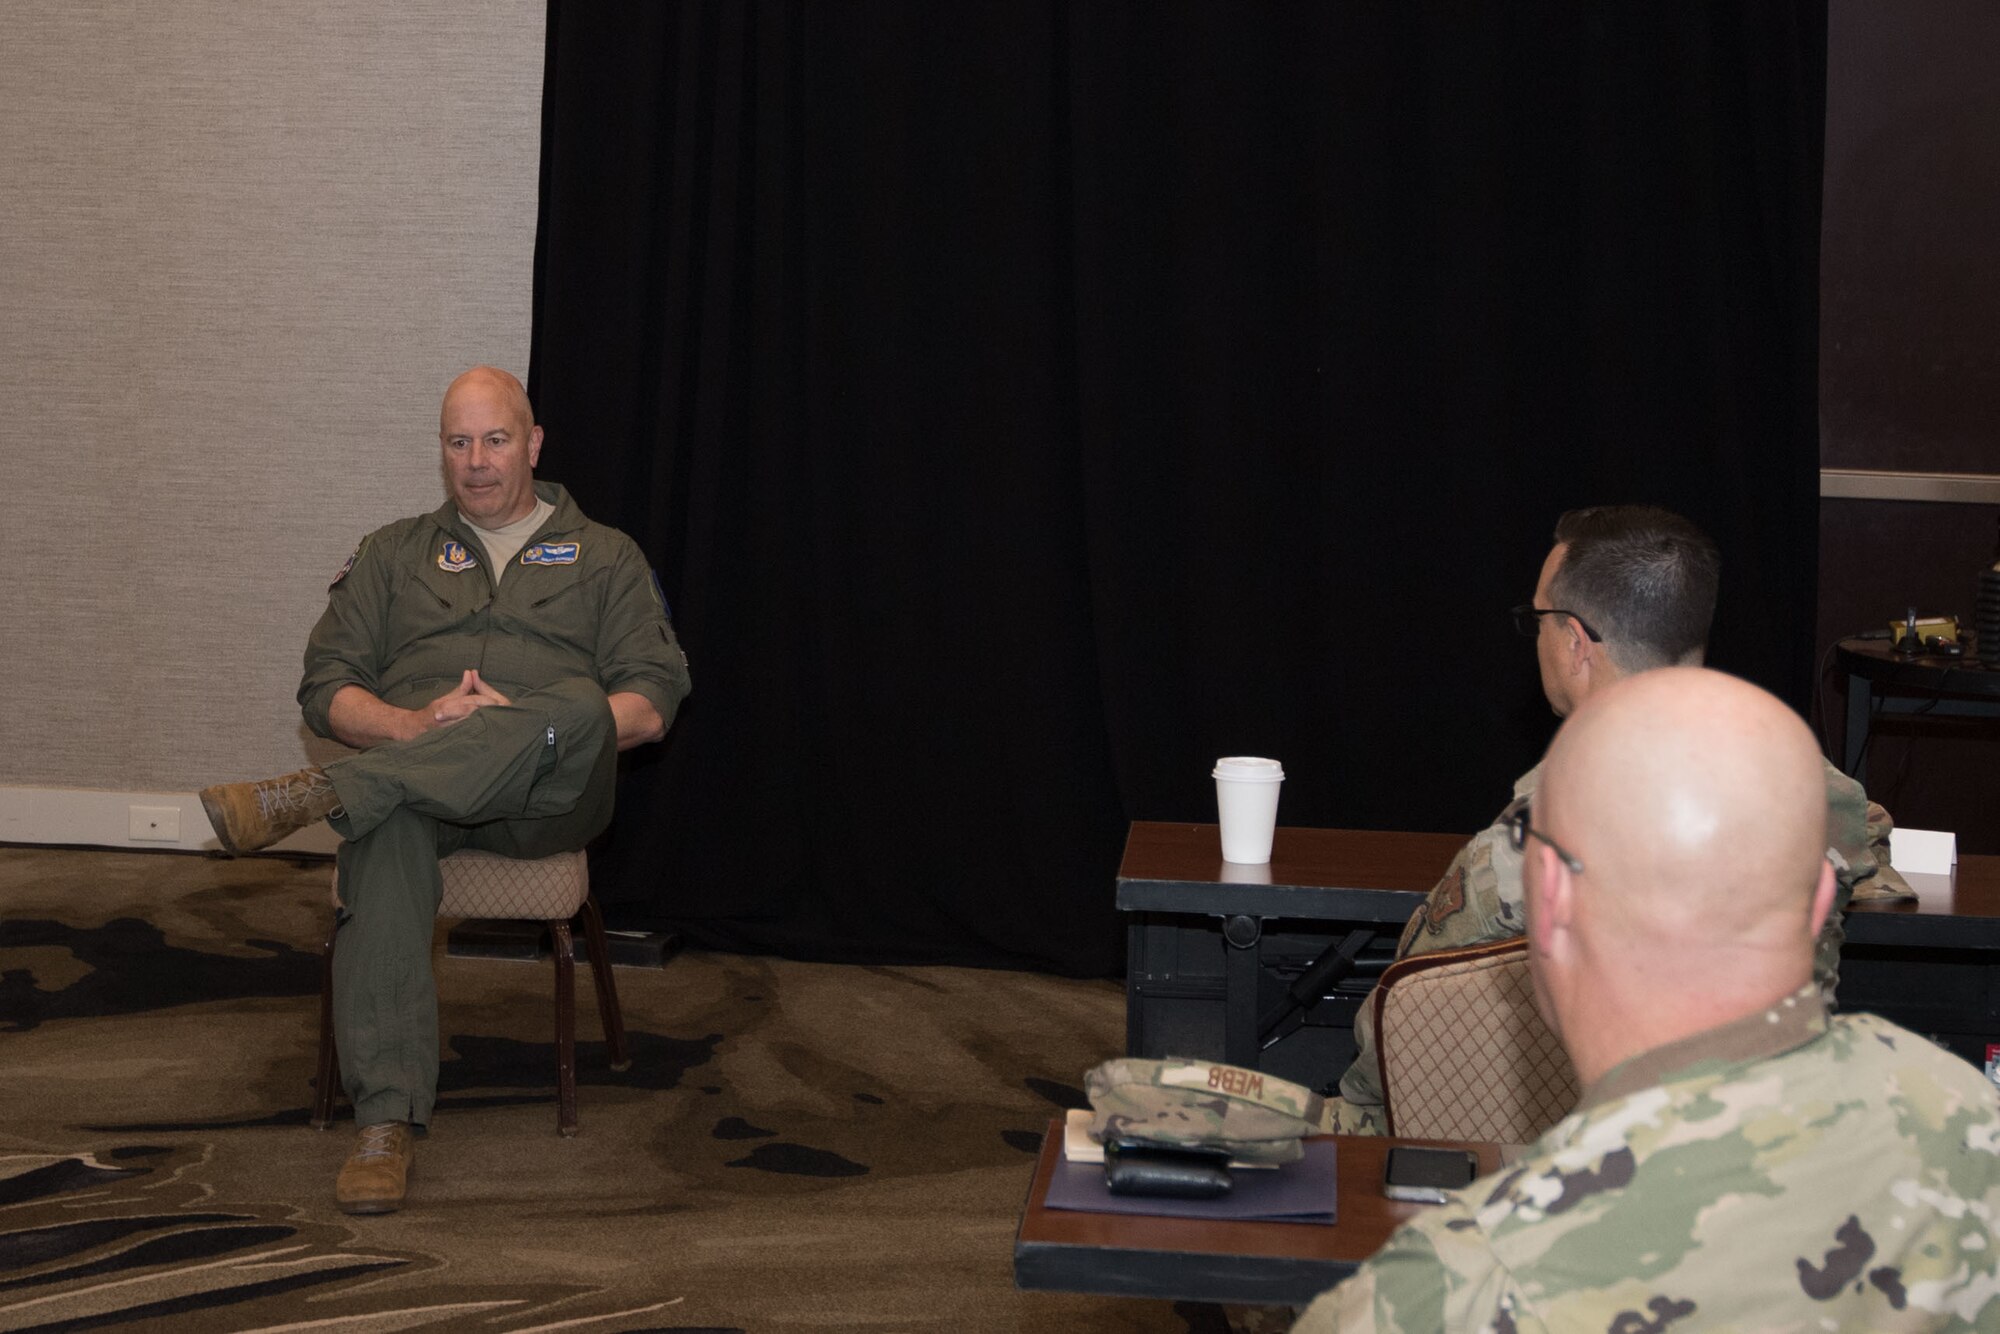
[0, 786, 338, 856]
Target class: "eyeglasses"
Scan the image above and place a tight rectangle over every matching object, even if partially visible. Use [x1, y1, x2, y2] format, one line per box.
[1506, 800, 1585, 875]
[1510, 604, 1603, 643]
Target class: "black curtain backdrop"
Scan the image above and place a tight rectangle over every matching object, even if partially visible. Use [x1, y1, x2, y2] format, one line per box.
[527, 2, 1826, 976]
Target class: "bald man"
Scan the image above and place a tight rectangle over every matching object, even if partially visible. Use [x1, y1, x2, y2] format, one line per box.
[200, 368, 690, 1214]
[1325, 505, 1906, 1133]
[1293, 669, 2000, 1332]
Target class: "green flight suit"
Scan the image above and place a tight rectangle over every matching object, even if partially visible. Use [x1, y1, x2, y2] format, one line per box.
[298, 482, 691, 1128]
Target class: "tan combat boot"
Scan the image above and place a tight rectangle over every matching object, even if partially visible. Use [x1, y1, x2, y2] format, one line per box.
[335, 1121, 414, 1215]
[198, 767, 340, 855]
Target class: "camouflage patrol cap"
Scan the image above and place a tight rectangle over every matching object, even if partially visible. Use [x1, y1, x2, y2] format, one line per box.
[1085, 1057, 1324, 1165]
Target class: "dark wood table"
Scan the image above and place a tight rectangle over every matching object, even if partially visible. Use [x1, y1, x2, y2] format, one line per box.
[1120, 821, 2000, 1069]
[1846, 854, 2000, 949]
[1116, 822, 1462, 920]
[1014, 1118, 1504, 1306]
[1118, 820, 2000, 938]
[1837, 637, 2000, 784]
[1842, 850, 2000, 1061]
[1117, 823, 1462, 1069]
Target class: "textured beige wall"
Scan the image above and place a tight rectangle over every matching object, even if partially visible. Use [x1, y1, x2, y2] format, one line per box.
[0, 2, 546, 795]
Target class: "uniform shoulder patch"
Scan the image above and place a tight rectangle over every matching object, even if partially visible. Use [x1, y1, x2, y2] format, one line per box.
[1420, 866, 1469, 936]
[522, 541, 580, 566]
[438, 540, 478, 573]
[329, 548, 360, 589]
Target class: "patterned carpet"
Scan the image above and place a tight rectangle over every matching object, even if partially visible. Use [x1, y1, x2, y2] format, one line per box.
[0, 847, 1224, 1333]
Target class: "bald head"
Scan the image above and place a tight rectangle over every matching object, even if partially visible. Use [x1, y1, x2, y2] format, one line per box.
[1524, 668, 1836, 1082]
[440, 366, 535, 433]
[1544, 667, 1827, 935]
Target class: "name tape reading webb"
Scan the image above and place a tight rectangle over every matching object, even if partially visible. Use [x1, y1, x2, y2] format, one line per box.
[1083, 1057, 1324, 1164]
[1155, 1060, 1316, 1113]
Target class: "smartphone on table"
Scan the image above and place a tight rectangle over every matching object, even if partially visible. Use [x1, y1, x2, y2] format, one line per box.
[1382, 1145, 1479, 1204]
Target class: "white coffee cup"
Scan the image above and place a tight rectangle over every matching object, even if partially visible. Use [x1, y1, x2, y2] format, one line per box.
[1213, 756, 1284, 864]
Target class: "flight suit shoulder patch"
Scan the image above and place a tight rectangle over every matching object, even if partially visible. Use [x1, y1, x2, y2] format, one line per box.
[1421, 866, 1469, 936]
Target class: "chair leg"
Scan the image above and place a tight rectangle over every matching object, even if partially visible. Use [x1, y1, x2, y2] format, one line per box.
[577, 895, 631, 1072]
[310, 918, 340, 1130]
[551, 917, 578, 1137]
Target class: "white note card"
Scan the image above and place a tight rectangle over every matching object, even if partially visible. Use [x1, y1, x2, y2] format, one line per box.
[1889, 827, 1957, 876]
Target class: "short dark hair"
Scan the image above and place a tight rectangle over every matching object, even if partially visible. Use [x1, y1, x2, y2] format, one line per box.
[1549, 506, 1720, 671]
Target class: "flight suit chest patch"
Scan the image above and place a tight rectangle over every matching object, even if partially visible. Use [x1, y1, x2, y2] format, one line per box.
[522, 542, 580, 566]
[438, 541, 479, 573]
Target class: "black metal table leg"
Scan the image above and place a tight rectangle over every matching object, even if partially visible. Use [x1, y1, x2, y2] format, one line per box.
[1845, 667, 1873, 781]
[1223, 914, 1264, 1067]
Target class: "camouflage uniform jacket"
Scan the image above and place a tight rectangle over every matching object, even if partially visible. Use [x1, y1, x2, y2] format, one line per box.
[298, 481, 690, 739]
[1294, 988, 2000, 1333]
[1324, 758, 1905, 1134]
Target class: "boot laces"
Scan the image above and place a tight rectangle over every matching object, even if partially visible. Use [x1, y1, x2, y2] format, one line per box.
[254, 769, 333, 820]
[354, 1123, 403, 1162]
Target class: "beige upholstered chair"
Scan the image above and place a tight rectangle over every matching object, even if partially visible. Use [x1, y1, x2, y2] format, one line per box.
[1373, 937, 1580, 1143]
[310, 848, 629, 1137]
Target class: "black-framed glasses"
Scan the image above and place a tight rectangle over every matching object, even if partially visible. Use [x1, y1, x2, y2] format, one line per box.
[1510, 604, 1603, 643]
[1506, 800, 1585, 875]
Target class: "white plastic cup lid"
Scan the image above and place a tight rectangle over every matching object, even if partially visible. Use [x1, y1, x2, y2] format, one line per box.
[1213, 756, 1284, 781]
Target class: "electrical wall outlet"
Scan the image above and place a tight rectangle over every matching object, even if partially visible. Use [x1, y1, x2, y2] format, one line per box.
[129, 805, 180, 841]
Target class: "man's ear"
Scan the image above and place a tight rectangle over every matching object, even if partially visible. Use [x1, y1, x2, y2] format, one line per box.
[528, 425, 545, 469]
[1525, 839, 1576, 955]
[1565, 616, 1595, 676]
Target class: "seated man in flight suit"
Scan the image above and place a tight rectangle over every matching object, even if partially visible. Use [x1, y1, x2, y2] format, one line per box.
[200, 366, 691, 1214]
[1322, 505, 1906, 1134]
